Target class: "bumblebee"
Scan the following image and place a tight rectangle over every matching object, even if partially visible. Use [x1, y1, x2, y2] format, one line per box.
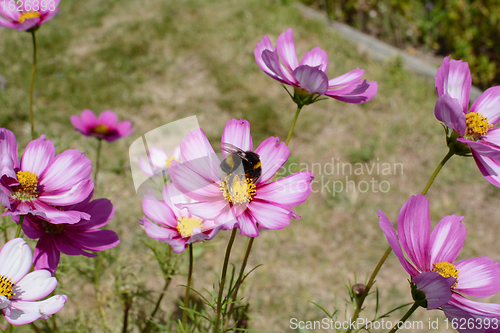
[220, 143, 261, 183]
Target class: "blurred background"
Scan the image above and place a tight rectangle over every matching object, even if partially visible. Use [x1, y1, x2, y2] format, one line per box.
[1, 0, 499, 332]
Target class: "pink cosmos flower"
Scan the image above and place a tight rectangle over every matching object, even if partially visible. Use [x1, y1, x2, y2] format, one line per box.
[0, 0, 60, 31]
[169, 119, 314, 237]
[379, 194, 500, 329]
[138, 146, 181, 177]
[70, 109, 134, 142]
[434, 56, 500, 187]
[255, 28, 378, 105]
[0, 129, 94, 224]
[22, 193, 120, 274]
[139, 183, 221, 253]
[0, 238, 67, 325]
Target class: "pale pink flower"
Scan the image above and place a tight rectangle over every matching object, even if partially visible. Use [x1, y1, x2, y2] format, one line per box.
[138, 146, 181, 177]
[255, 28, 377, 105]
[170, 119, 314, 237]
[379, 194, 500, 330]
[434, 56, 500, 187]
[0, 129, 93, 224]
[0, 0, 60, 31]
[140, 183, 220, 253]
[70, 109, 134, 142]
[0, 238, 67, 325]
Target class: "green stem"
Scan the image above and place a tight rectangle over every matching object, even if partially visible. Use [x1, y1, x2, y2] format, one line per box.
[182, 244, 194, 328]
[346, 246, 392, 333]
[213, 228, 238, 333]
[421, 148, 454, 195]
[284, 105, 303, 146]
[15, 215, 24, 238]
[142, 278, 172, 333]
[94, 139, 103, 187]
[387, 302, 421, 333]
[29, 30, 37, 140]
[222, 237, 255, 333]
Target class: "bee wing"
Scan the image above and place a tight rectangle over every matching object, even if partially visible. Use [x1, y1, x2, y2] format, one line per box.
[221, 143, 249, 161]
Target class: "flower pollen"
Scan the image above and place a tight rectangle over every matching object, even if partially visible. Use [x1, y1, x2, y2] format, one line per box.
[92, 124, 110, 135]
[14, 171, 39, 200]
[165, 157, 179, 169]
[19, 11, 40, 23]
[465, 112, 492, 140]
[42, 221, 66, 234]
[220, 174, 256, 205]
[176, 216, 203, 238]
[0, 275, 15, 299]
[433, 261, 459, 288]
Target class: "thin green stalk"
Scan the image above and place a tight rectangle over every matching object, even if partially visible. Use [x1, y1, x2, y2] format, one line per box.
[182, 244, 194, 328]
[284, 105, 303, 146]
[346, 148, 455, 333]
[52, 313, 58, 333]
[346, 246, 392, 333]
[387, 302, 421, 333]
[29, 323, 41, 333]
[15, 215, 24, 238]
[213, 228, 238, 333]
[421, 148, 454, 195]
[29, 30, 37, 140]
[94, 138, 103, 187]
[142, 278, 173, 333]
[222, 237, 255, 332]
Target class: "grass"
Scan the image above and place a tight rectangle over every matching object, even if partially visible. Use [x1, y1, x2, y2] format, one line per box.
[1, 0, 499, 332]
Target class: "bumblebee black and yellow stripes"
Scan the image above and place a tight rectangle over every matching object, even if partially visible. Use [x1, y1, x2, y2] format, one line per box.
[220, 143, 262, 183]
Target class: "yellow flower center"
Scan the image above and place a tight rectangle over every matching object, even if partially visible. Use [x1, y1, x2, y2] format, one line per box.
[220, 174, 256, 205]
[165, 157, 179, 169]
[176, 216, 203, 238]
[42, 221, 66, 234]
[18, 11, 40, 23]
[92, 124, 110, 135]
[0, 275, 15, 300]
[465, 112, 492, 140]
[433, 261, 459, 288]
[14, 171, 39, 200]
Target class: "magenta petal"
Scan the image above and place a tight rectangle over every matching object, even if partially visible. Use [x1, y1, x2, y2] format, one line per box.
[234, 212, 259, 237]
[483, 128, 500, 147]
[328, 68, 365, 87]
[470, 87, 500, 126]
[53, 235, 95, 257]
[169, 237, 189, 254]
[276, 28, 299, 72]
[445, 294, 500, 321]
[292, 65, 329, 95]
[31, 201, 90, 224]
[142, 217, 178, 241]
[261, 49, 291, 85]
[397, 194, 431, 272]
[169, 162, 222, 201]
[33, 235, 60, 275]
[435, 56, 472, 114]
[179, 200, 231, 223]
[40, 179, 94, 207]
[326, 80, 378, 103]
[70, 198, 114, 230]
[300, 46, 329, 73]
[142, 191, 177, 228]
[178, 128, 220, 175]
[39, 149, 92, 192]
[21, 216, 45, 239]
[378, 210, 419, 276]
[254, 137, 290, 184]
[97, 110, 118, 127]
[247, 200, 297, 230]
[20, 135, 55, 176]
[434, 94, 467, 135]
[221, 119, 253, 156]
[412, 272, 453, 310]
[0, 128, 19, 170]
[65, 229, 120, 252]
[429, 214, 466, 264]
[463, 139, 500, 160]
[255, 171, 314, 207]
[472, 153, 500, 188]
[455, 257, 500, 297]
